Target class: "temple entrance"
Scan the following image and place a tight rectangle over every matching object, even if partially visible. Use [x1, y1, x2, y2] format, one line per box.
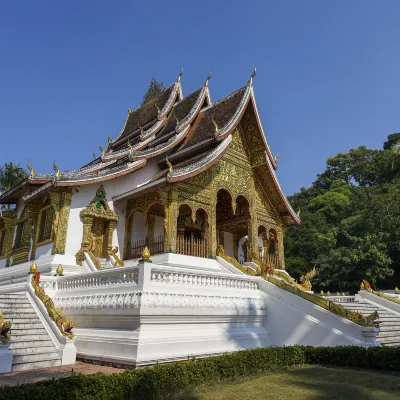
[176, 205, 209, 258]
[91, 218, 110, 258]
[216, 189, 252, 263]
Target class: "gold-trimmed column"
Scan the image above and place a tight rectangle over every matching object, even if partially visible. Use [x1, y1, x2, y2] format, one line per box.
[107, 221, 116, 255]
[2, 212, 17, 268]
[53, 190, 72, 255]
[27, 202, 41, 261]
[163, 189, 178, 253]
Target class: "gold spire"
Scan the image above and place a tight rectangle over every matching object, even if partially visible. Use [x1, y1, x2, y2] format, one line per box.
[166, 157, 173, 173]
[177, 68, 184, 82]
[53, 161, 61, 180]
[27, 163, 35, 178]
[55, 264, 64, 276]
[29, 262, 37, 274]
[99, 145, 105, 157]
[212, 117, 219, 133]
[205, 72, 212, 87]
[248, 67, 257, 87]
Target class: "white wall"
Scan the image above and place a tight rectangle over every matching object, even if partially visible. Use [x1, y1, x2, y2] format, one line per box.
[35, 242, 53, 259]
[258, 235, 264, 258]
[131, 211, 146, 243]
[154, 216, 164, 239]
[223, 232, 234, 258]
[238, 235, 247, 264]
[0, 259, 6, 269]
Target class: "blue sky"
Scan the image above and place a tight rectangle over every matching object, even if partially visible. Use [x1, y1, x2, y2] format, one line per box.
[1, 1, 399, 195]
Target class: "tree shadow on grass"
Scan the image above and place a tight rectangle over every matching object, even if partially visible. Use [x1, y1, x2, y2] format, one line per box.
[283, 366, 400, 400]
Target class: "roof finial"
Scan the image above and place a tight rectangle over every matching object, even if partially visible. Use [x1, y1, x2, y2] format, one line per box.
[137, 121, 144, 134]
[108, 136, 113, 145]
[154, 102, 161, 116]
[53, 161, 61, 180]
[248, 67, 257, 87]
[99, 145, 105, 157]
[127, 139, 133, 155]
[205, 72, 212, 87]
[128, 108, 132, 113]
[274, 153, 279, 164]
[177, 68, 184, 82]
[27, 162, 35, 178]
[175, 114, 180, 127]
[212, 117, 219, 133]
[166, 157, 173, 174]
[92, 151, 97, 159]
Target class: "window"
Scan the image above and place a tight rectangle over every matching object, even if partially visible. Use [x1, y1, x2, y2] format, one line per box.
[13, 221, 29, 249]
[37, 206, 55, 244]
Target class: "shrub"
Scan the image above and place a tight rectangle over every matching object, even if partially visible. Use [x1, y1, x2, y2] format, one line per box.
[1, 346, 400, 400]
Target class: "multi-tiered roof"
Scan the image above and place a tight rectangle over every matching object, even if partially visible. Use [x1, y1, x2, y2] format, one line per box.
[0, 72, 299, 226]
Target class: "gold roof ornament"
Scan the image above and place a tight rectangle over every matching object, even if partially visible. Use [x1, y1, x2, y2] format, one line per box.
[175, 114, 180, 127]
[177, 68, 184, 82]
[27, 163, 35, 178]
[205, 72, 212, 87]
[128, 108, 132, 113]
[248, 67, 257, 87]
[99, 145, 105, 157]
[212, 117, 219, 133]
[55, 264, 64, 276]
[108, 136, 113, 145]
[127, 139, 133, 155]
[53, 161, 61, 180]
[137, 121, 144, 135]
[297, 209, 301, 218]
[93, 151, 97, 159]
[360, 281, 365, 290]
[274, 153, 279, 164]
[395, 287, 399, 294]
[29, 262, 38, 274]
[141, 246, 151, 261]
[166, 157, 173, 174]
[154, 102, 161, 117]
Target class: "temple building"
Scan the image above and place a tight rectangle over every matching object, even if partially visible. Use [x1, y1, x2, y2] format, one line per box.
[0, 71, 299, 271]
[0, 72, 385, 373]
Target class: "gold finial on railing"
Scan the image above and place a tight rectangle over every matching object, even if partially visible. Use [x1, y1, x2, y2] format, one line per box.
[177, 68, 184, 82]
[326, 291, 331, 296]
[55, 264, 64, 276]
[320, 290, 324, 296]
[111, 246, 125, 267]
[141, 246, 151, 261]
[0, 311, 12, 344]
[29, 262, 38, 274]
[395, 287, 399, 294]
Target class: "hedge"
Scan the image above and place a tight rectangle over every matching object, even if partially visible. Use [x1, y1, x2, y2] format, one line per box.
[1, 346, 400, 400]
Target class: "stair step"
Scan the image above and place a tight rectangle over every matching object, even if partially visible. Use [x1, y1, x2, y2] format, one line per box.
[12, 352, 60, 364]
[12, 359, 62, 372]
[10, 340, 55, 349]
[10, 333, 49, 340]
[1, 307, 35, 312]
[6, 318, 41, 323]
[10, 322, 44, 329]
[11, 346, 57, 356]
[0, 300, 31, 305]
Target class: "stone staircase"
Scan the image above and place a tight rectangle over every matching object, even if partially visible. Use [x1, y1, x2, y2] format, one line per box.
[332, 298, 400, 347]
[0, 293, 62, 371]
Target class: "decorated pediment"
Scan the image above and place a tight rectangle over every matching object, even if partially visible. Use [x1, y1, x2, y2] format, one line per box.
[80, 186, 118, 222]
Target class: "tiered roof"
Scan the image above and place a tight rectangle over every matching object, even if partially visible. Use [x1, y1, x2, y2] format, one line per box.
[0, 72, 299, 226]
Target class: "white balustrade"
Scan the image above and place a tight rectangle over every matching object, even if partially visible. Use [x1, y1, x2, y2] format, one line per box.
[58, 269, 139, 291]
[150, 269, 258, 291]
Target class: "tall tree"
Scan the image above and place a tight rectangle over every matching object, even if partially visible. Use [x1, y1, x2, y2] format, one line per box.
[285, 135, 400, 292]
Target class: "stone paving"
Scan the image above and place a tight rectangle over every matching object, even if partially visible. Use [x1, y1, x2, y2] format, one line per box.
[0, 362, 125, 387]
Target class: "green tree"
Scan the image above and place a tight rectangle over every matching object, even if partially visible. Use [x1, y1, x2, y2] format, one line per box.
[0, 162, 27, 194]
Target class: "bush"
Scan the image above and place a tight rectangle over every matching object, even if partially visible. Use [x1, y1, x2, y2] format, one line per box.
[1, 346, 400, 400]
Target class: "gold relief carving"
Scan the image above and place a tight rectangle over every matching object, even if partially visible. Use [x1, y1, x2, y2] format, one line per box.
[126, 191, 162, 218]
[1, 214, 16, 267]
[250, 149, 266, 167]
[53, 191, 73, 255]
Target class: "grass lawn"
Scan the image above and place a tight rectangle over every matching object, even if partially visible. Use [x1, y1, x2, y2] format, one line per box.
[178, 365, 400, 400]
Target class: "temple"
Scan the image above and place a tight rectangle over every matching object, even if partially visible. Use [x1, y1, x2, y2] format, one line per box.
[0, 72, 385, 373]
[0, 70, 298, 272]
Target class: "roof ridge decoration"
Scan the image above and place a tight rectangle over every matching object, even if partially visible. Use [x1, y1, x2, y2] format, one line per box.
[167, 135, 232, 182]
[52, 161, 61, 180]
[27, 163, 35, 178]
[177, 68, 184, 82]
[110, 80, 181, 145]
